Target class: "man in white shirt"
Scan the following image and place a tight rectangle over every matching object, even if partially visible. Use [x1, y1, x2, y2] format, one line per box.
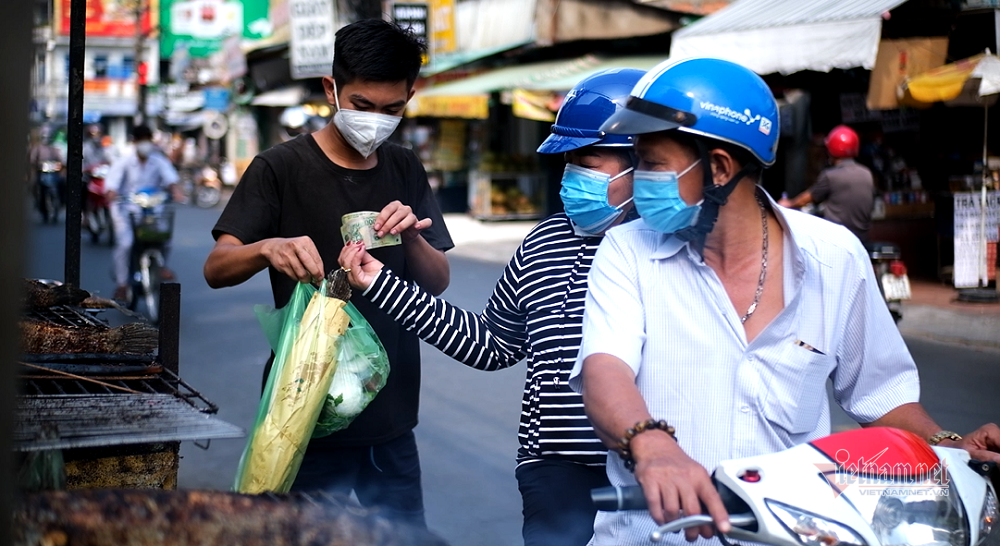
[104, 125, 181, 301]
[569, 57, 1000, 546]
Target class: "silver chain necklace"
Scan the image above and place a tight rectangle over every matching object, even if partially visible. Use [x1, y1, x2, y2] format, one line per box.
[740, 195, 768, 324]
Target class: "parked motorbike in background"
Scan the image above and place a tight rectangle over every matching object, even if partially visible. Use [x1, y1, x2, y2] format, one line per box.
[178, 161, 236, 209]
[869, 241, 911, 323]
[36, 160, 63, 224]
[126, 189, 174, 323]
[593, 427, 999, 546]
[83, 163, 113, 245]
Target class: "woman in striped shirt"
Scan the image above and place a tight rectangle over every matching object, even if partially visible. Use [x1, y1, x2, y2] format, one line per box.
[339, 68, 645, 546]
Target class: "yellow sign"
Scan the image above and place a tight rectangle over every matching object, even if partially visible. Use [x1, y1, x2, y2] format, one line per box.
[511, 89, 557, 122]
[429, 0, 456, 55]
[408, 95, 489, 119]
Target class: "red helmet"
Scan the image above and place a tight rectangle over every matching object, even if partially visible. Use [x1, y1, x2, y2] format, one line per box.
[825, 125, 859, 158]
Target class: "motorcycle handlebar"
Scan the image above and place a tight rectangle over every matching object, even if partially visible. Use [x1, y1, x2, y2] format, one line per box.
[592, 485, 758, 542]
[592, 485, 648, 511]
[592, 484, 753, 516]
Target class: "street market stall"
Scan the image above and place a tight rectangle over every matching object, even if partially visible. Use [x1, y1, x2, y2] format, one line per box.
[900, 52, 1000, 296]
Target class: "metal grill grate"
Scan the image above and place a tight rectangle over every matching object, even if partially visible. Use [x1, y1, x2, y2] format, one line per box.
[27, 305, 110, 329]
[19, 367, 219, 414]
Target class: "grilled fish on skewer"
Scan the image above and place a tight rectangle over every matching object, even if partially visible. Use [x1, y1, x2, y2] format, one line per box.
[20, 320, 158, 355]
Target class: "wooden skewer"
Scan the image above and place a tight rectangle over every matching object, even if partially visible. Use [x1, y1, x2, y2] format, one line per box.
[18, 361, 144, 395]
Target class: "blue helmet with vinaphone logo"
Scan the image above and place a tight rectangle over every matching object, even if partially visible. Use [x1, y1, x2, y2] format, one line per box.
[600, 58, 779, 166]
[537, 67, 646, 154]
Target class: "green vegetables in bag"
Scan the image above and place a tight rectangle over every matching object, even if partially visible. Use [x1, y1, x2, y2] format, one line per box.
[312, 302, 390, 438]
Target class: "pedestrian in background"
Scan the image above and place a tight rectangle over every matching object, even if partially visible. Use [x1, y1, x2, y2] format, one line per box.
[779, 125, 875, 243]
[204, 19, 453, 528]
[570, 57, 1000, 546]
[338, 68, 645, 546]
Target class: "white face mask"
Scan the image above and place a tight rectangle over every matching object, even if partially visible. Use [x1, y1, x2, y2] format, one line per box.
[135, 141, 154, 159]
[332, 81, 403, 158]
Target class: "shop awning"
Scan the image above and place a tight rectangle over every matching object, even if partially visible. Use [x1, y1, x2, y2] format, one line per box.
[900, 53, 1000, 106]
[407, 54, 669, 119]
[670, 0, 912, 75]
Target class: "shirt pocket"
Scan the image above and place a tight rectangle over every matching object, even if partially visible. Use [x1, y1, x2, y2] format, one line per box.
[760, 341, 834, 435]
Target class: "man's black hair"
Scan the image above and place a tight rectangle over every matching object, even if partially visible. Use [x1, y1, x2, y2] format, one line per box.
[132, 125, 153, 141]
[332, 18, 427, 91]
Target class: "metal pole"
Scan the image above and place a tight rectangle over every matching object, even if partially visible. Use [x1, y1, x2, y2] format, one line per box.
[982, 103, 989, 288]
[64, 0, 87, 288]
[1, 0, 32, 537]
[135, 0, 147, 125]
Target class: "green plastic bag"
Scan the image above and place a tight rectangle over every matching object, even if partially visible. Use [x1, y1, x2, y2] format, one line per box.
[312, 302, 390, 437]
[234, 281, 349, 493]
[250, 285, 390, 441]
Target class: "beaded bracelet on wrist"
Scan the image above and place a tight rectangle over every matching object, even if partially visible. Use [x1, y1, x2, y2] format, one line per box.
[617, 419, 676, 472]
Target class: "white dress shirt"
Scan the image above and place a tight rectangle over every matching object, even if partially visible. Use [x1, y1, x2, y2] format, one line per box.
[104, 149, 179, 197]
[570, 190, 919, 546]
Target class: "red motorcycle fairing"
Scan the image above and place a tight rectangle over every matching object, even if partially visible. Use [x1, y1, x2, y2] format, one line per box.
[810, 427, 941, 479]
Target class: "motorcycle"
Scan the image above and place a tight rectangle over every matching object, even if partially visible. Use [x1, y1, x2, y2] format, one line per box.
[869, 241, 911, 323]
[192, 164, 223, 209]
[593, 427, 998, 546]
[36, 160, 63, 224]
[84, 163, 114, 245]
[125, 190, 174, 323]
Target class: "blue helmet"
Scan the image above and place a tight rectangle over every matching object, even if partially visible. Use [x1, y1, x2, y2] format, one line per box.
[536, 67, 646, 154]
[600, 58, 779, 166]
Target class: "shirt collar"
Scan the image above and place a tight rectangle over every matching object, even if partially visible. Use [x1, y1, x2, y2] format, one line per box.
[646, 187, 807, 285]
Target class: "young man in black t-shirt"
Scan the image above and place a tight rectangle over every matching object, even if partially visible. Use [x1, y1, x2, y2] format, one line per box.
[204, 19, 453, 528]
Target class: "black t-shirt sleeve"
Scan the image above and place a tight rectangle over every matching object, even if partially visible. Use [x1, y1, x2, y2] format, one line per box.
[212, 156, 281, 244]
[402, 150, 454, 252]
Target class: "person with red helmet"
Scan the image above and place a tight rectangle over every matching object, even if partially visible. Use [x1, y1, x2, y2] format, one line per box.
[779, 124, 875, 243]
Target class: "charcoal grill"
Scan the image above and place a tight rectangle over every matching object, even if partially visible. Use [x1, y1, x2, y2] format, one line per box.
[16, 284, 244, 489]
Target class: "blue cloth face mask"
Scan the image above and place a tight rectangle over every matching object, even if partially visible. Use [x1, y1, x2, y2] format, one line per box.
[559, 163, 634, 235]
[633, 159, 702, 234]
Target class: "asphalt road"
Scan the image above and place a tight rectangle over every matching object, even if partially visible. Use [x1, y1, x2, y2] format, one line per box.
[24, 203, 1000, 546]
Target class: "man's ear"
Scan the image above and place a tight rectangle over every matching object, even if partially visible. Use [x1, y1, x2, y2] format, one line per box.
[322, 77, 337, 105]
[709, 148, 739, 186]
[407, 87, 416, 102]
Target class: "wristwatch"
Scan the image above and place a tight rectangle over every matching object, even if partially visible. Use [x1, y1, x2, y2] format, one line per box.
[927, 430, 963, 445]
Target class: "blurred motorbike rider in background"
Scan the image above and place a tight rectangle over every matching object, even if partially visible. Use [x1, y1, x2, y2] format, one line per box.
[779, 125, 875, 244]
[338, 68, 645, 546]
[105, 124, 181, 301]
[29, 124, 66, 221]
[82, 123, 109, 171]
[569, 57, 1000, 546]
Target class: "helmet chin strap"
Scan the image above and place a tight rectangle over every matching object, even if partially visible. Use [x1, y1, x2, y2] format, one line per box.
[675, 139, 760, 243]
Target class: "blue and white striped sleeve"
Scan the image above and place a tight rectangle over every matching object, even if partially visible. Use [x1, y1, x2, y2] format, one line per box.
[363, 262, 528, 372]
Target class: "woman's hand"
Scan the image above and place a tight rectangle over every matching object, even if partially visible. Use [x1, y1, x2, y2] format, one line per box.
[338, 241, 385, 290]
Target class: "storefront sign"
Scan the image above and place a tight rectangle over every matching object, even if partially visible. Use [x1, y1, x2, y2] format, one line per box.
[56, 0, 158, 38]
[392, 3, 429, 42]
[289, 0, 337, 79]
[953, 191, 1000, 288]
[429, 0, 456, 55]
[160, 0, 272, 59]
[407, 95, 489, 119]
[392, 2, 429, 64]
[840, 93, 919, 133]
